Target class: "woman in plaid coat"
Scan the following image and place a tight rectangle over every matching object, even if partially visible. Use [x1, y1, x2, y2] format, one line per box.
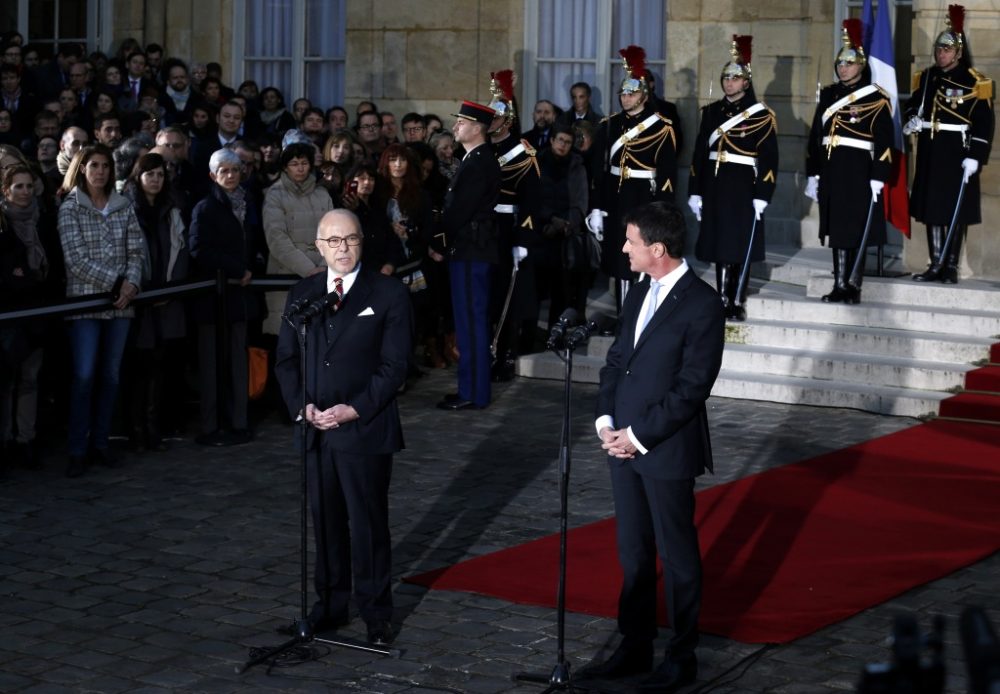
[58, 144, 146, 478]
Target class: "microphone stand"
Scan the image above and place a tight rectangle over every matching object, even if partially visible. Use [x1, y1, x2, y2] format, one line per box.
[514, 324, 593, 692]
[238, 307, 394, 675]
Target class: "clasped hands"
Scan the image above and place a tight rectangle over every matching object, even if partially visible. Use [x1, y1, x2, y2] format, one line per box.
[599, 426, 637, 460]
[305, 403, 359, 430]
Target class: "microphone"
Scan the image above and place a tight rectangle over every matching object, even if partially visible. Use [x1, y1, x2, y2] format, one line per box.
[281, 292, 322, 321]
[297, 292, 342, 321]
[565, 319, 599, 351]
[545, 308, 578, 350]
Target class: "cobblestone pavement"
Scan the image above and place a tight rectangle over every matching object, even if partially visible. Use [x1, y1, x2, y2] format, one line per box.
[1, 368, 997, 693]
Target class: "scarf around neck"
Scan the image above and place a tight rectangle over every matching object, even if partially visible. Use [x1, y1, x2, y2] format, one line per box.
[1, 196, 47, 275]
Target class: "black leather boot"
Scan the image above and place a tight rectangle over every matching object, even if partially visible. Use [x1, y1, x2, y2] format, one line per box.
[913, 225, 945, 282]
[716, 265, 732, 317]
[615, 279, 633, 316]
[727, 263, 746, 321]
[940, 226, 964, 284]
[843, 249, 862, 304]
[822, 249, 849, 303]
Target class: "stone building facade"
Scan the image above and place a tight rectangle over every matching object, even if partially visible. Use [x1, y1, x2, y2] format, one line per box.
[22, 0, 999, 275]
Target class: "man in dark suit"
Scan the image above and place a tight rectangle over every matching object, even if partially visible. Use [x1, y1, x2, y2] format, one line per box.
[588, 201, 725, 692]
[275, 209, 413, 646]
[436, 100, 501, 410]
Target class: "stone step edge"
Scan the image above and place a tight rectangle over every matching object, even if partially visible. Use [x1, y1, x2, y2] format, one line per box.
[721, 343, 977, 373]
[517, 353, 955, 401]
[730, 318, 997, 346]
[750, 290, 1000, 322]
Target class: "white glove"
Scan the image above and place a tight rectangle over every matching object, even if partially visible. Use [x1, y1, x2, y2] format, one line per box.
[687, 195, 703, 222]
[902, 115, 922, 136]
[804, 176, 819, 202]
[869, 180, 884, 200]
[585, 209, 606, 241]
[962, 158, 979, 183]
[512, 246, 528, 269]
[752, 198, 768, 220]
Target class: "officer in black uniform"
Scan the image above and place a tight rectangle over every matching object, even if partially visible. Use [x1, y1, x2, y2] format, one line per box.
[805, 19, 894, 304]
[485, 69, 543, 381]
[587, 45, 679, 315]
[689, 35, 778, 321]
[436, 101, 502, 411]
[904, 4, 994, 284]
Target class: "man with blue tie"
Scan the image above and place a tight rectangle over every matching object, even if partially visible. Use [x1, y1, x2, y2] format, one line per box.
[588, 201, 725, 692]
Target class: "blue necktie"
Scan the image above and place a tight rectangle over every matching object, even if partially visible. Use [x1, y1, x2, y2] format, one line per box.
[639, 282, 661, 335]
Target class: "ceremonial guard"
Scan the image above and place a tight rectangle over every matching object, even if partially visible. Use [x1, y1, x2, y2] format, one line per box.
[588, 45, 679, 314]
[805, 19, 893, 304]
[486, 70, 543, 381]
[689, 35, 778, 321]
[904, 4, 994, 284]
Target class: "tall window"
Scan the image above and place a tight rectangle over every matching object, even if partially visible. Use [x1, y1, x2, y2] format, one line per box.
[235, 0, 345, 109]
[524, 0, 667, 116]
[4, 0, 106, 60]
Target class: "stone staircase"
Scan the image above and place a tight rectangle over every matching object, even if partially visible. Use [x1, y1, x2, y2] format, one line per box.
[517, 246, 1000, 421]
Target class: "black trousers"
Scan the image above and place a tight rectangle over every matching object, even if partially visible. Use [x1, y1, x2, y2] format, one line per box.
[308, 440, 393, 622]
[610, 462, 701, 659]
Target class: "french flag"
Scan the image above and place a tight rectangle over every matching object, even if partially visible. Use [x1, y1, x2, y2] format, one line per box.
[862, 0, 911, 236]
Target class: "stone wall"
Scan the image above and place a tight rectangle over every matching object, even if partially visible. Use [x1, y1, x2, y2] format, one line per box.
[116, 0, 997, 276]
[344, 0, 525, 122]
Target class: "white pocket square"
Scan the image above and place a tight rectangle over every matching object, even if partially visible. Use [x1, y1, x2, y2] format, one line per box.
[358, 306, 375, 316]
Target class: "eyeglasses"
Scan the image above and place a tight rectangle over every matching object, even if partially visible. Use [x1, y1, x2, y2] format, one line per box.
[318, 234, 363, 248]
[404, 126, 425, 134]
[358, 124, 379, 131]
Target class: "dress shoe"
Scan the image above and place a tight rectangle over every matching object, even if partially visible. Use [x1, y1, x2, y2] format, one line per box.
[940, 266, 959, 284]
[366, 619, 395, 646]
[276, 609, 349, 636]
[581, 641, 653, 678]
[91, 448, 123, 469]
[436, 398, 483, 411]
[913, 266, 941, 282]
[638, 656, 697, 693]
[491, 360, 516, 383]
[66, 456, 88, 478]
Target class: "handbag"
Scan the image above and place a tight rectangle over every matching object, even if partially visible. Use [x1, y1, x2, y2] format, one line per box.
[247, 346, 268, 400]
[562, 228, 601, 272]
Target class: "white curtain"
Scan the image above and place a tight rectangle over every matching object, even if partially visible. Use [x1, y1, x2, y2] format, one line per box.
[536, 0, 600, 112]
[243, 0, 345, 108]
[611, 0, 665, 93]
[245, 0, 293, 98]
[304, 0, 345, 108]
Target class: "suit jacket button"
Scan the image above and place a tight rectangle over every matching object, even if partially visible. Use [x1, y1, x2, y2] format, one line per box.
[626, 369, 631, 375]
[324, 361, 330, 367]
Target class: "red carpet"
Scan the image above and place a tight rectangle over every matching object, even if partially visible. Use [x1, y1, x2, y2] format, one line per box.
[405, 420, 1000, 643]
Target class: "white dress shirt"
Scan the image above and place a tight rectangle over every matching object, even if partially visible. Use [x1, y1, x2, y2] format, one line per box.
[595, 259, 689, 455]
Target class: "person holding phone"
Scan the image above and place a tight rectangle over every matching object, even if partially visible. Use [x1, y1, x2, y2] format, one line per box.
[339, 161, 400, 276]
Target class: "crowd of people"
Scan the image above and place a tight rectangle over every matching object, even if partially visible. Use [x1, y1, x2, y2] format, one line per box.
[0, 10, 993, 482]
[1, 13, 993, 687]
[0, 32, 612, 479]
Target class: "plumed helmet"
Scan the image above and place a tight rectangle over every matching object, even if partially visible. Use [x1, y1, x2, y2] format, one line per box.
[721, 35, 752, 82]
[935, 4, 965, 52]
[619, 45, 649, 95]
[836, 18, 866, 67]
[487, 69, 517, 128]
